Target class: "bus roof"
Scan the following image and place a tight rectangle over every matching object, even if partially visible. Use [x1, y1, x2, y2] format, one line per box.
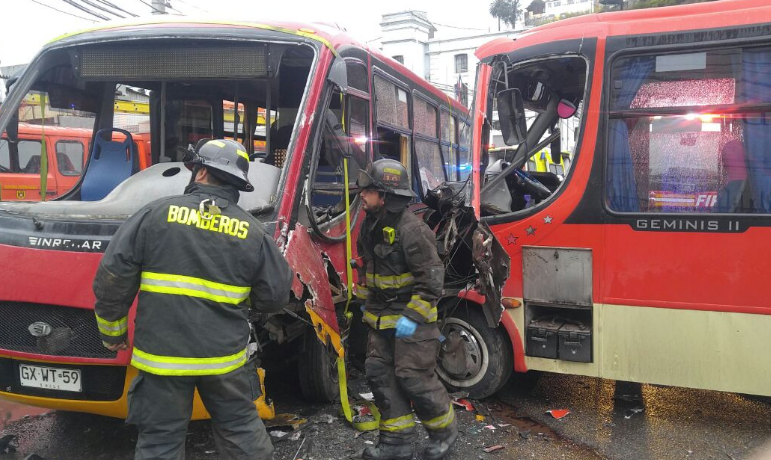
[45, 17, 468, 114]
[476, 0, 771, 60]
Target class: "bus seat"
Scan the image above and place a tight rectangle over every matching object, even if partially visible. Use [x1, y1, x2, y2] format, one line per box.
[23, 155, 41, 174]
[81, 128, 137, 201]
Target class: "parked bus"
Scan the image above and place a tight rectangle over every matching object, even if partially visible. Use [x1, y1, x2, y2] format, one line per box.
[0, 123, 152, 201]
[468, 0, 771, 397]
[0, 18, 490, 420]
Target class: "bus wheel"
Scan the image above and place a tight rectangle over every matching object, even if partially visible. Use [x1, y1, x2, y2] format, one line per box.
[298, 328, 340, 402]
[437, 308, 513, 399]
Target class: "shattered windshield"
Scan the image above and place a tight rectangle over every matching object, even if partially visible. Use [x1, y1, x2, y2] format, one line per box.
[0, 39, 316, 218]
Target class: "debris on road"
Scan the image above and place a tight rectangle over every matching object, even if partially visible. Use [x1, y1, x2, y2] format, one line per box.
[476, 414, 486, 422]
[452, 398, 475, 411]
[265, 413, 307, 431]
[546, 409, 570, 419]
[624, 408, 644, 419]
[483, 445, 505, 453]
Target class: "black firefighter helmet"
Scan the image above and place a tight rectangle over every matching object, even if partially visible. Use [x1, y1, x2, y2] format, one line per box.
[357, 159, 415, 198]
[184, 139, 254, 192]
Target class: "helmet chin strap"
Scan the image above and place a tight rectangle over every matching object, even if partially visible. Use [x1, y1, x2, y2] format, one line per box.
[188, 164, 203, 185]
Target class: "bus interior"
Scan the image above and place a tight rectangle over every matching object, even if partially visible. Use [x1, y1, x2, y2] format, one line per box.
[0, 39, 317, 218]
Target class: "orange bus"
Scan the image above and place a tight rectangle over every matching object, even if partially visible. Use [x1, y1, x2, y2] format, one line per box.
[466, 0, 771, 397]
[0, 123, 151, 201]
[0, 18, 481, 419]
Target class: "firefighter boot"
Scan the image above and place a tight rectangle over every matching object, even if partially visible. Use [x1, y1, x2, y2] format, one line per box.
[362, 442, 414, 460]
[423, 425, 459, 460]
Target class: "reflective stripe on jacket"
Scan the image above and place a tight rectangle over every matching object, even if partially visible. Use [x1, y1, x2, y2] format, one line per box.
[93, 183, 293, 376]
[357, 207, 444, 328]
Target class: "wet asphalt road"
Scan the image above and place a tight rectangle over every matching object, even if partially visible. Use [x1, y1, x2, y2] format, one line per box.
[1, 371, 770, 460]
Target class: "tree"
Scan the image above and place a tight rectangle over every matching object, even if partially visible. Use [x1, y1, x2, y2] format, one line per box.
[489, 0, 522, 30]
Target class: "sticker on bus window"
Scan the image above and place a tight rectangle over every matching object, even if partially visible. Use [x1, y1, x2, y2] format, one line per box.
[655, 52, 706, 73]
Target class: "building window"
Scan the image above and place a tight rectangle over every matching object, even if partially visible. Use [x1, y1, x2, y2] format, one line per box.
[455, 54, 468, 73]
[393, 55, 404, 64]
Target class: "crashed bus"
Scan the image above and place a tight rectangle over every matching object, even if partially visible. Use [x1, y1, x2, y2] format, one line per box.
[470, 0, 771, 397]
[0, 18, 512, 419]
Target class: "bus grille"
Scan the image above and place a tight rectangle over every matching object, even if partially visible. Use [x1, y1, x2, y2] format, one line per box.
[0, 301, 117, 359]
[0, 358, 126, 401]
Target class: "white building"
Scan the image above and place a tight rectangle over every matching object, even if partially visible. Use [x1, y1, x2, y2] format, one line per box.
[379, 11, 519, 108]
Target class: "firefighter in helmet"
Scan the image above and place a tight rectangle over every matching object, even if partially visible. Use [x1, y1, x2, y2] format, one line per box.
[93, 139, 293, 460]
[355, 159, 458, 460]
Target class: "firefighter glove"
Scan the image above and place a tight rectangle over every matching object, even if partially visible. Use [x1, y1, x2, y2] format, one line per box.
[395, 316, 418, 338]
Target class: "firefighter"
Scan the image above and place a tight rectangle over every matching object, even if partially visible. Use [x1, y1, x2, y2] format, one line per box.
[355, 159, 458, 460]
[93, 139, 292, 460]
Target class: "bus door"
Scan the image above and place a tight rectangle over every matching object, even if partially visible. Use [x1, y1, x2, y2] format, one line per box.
[474, 50, 600, 376]
[599, 42, 771, 396]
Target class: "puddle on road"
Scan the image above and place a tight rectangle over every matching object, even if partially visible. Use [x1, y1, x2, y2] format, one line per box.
[485, 400, 561, 440]
[0, 401, 50, 429]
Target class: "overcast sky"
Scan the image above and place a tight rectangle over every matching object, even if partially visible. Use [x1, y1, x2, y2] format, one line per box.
[0, 0, 508, 67]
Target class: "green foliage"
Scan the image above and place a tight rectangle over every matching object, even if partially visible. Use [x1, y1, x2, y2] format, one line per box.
[489, 0, 522, 29]
[630, 0, 716, 10]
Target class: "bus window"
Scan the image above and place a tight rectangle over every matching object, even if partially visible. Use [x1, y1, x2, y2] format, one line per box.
[374, 75, 409, 129]
[606, 46, 771, 214]
[458, 120, 471, 180]
[481, 56, 587, 215]
[414, 97, 445, 192]
[440, 111, 458, 180]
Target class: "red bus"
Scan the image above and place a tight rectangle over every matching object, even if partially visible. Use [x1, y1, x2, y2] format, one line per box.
[468, 0, 771, 397]
[0, 18, 481, 418]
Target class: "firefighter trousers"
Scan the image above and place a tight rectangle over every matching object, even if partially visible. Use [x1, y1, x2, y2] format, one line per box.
[365, 324, 456, 445]
[126, 365, 274, 460]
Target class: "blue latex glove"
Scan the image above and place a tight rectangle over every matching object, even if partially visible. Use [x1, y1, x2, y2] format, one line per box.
[395, 316, 418, 338]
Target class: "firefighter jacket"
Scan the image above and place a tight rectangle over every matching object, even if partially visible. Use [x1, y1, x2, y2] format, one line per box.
[93, 183, 293, 377]
[356, 207, 444, 329]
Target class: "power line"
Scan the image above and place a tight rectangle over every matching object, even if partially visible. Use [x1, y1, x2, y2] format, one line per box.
[60, 0, 110, 20]
[95, 0, 139, 16]
[77, 0, 125, 17]
[431, 21, 487, 31]
[28, 0, 98, 22]
[174, 0, 209, 14]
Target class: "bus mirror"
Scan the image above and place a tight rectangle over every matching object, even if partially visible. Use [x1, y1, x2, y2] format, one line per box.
[497, 88, 527, 146]
[328, 58, 348, 93]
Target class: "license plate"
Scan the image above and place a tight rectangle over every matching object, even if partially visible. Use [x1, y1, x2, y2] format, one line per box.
[19, 364, 82, 392]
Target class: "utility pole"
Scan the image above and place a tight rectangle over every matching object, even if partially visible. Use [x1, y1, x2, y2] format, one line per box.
[151, 0, 167, 15]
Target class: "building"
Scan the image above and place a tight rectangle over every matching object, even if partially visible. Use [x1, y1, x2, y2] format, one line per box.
[379, 11, 519, 108]
[527, 0, 594, 26]
[378, 9, 581, 156]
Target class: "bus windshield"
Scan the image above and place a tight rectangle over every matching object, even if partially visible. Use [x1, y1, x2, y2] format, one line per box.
[481, 56, 587, 215]
[0, 37, 317, 215]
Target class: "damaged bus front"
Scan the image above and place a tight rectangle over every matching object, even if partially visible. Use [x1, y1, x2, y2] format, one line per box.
[0, 17, 513, 420]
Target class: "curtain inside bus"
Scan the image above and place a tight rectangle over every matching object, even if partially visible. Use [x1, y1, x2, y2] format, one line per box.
[741, 48, 771, 213]
[607, 56, 655, 212]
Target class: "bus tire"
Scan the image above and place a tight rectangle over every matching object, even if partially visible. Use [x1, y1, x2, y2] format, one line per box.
[297, 328, 340, 403]
[437, 307, 513, 399]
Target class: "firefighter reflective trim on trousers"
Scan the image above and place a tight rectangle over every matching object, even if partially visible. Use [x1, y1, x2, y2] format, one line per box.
[379, 414, 416, 432]
[366, 272, 415, 290]
[95, 313, 128, 337]
[407, 295, 438, 322]
[423, 403, 455, 431]
[363, 311, 400, 329]
[139, 271, 250, 305]
[131, 347, 248, 376]
[355, 284, 370, 300]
